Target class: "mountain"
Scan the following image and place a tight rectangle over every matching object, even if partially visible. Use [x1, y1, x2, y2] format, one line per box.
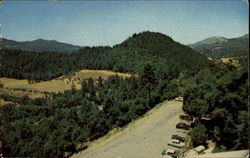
[189, 34, 249, 58]
[1, 31, 212, 80]
[116, 31, 205, 59]
[191, 36, 228, 46]
[1, 38, 81, 53]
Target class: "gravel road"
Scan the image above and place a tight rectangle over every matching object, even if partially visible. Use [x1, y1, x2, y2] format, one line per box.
[71, 100, 183, 158]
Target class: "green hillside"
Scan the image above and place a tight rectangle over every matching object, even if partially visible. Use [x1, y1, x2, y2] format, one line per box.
[189, 34, 249, 58]
[0, 31, 211, 81]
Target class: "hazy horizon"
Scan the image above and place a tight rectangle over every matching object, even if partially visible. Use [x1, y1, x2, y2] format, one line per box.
[0, 1, 248, 46]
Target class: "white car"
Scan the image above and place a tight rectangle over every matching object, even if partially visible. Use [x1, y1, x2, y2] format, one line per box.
[162, 149, 180, 158]
[172, 139, 180, 144]
[168, 141, 185, 148]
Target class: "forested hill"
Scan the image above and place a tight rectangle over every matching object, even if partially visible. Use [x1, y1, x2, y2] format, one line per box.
[117, 31, 199, 57]
[188, 34, 249, 58]
[119, 32, 180, 49]
[0, 31, 248, 158]
[0, 31, 212, 81]
[1, 38, 81, 53]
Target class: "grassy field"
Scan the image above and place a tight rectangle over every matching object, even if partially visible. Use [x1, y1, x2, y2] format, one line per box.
[0, 70, 133, 98]
[220, 57, 239, 65]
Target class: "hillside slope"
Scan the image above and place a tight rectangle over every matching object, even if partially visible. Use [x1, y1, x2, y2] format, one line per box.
[189, 34, 249, 58]
[1, 31, 212, 80]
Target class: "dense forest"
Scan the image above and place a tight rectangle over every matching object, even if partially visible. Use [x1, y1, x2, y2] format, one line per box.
[183, 66, 248, 151]
[0, 32, 211, 81]
[0, 31, 248, 157]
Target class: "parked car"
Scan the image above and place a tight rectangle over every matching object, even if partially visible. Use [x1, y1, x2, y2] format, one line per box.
[172, 138, 180, 144]
[172, 134, 185, 142]
[168, 141, 185, 149]
[162, 149, 167, 155]
[174, 97, 183, 101]
[194, 145, 206, 154]
[179, 114, 193, 121]
[176, 122, 190, 130]
[162, 149, 180, 158]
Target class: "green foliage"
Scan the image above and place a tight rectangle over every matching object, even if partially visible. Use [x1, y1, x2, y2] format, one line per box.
[140, 63, 156, 108]
[183, 67, 248, 150]
[190, 121, 208, 146]
[0, 68, 180, 157]
[0, 31, 247, 156]
[0, 31, 211, 81]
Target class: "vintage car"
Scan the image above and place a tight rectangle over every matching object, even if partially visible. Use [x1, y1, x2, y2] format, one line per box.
[179, 114, 193, 122]
[162, 149, 180, 158]
[176, 122, 190, 130]
[172, 134, 185, 142]
[168, 141, 185, 149]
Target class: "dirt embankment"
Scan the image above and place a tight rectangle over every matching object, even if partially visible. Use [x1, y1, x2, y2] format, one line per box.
[71, 100, 183, 158]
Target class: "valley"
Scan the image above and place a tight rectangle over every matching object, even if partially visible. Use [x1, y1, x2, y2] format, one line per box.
[0, 31, 248, 158]
[1, 1, 248, 158]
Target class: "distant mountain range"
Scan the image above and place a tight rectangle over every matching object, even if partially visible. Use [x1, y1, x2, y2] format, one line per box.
[2, 33, 248, 57]
[1, 38, 81, 53]
[1, 31, 211, 80]
[188, 34, 249, 58]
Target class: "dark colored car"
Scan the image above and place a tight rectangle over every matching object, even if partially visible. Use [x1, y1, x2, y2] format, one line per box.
[172, 134, 185, 142]
[167, 142, 185, 149]
[176, 122, 189, 130]
[179, 114, 193, 121]
[162, 149, 167, 155]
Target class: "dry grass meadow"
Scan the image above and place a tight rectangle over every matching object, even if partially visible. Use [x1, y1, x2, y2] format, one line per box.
[0, 70, 133, 102]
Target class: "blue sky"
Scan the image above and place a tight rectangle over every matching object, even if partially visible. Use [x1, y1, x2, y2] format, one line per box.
[0, 1, 248, 46]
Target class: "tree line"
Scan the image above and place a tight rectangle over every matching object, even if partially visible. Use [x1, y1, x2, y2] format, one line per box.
[0, 64, 184, 157]
[0, 32, 211, 81]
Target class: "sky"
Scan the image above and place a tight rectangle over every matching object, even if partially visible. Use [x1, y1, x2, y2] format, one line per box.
[0, 1, 248, 46]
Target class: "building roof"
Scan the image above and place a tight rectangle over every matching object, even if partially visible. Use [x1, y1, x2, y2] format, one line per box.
[187, 150, 249, 158]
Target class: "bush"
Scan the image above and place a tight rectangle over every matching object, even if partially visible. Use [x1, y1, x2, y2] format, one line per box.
[190, 121, 208, 146]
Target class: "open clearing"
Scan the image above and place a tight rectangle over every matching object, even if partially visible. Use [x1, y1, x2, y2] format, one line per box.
[0, 70, 132, 98]
[71, 100, 183, 158]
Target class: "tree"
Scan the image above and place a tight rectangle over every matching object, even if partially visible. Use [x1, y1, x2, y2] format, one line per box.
[0, 82, 4, 88]
[190, 121, 208, 146]
[81, 79, 88, 96]
[140, 63, 156, 107]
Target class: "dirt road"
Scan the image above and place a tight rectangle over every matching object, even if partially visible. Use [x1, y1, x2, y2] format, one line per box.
[71, 100, 183, 158]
